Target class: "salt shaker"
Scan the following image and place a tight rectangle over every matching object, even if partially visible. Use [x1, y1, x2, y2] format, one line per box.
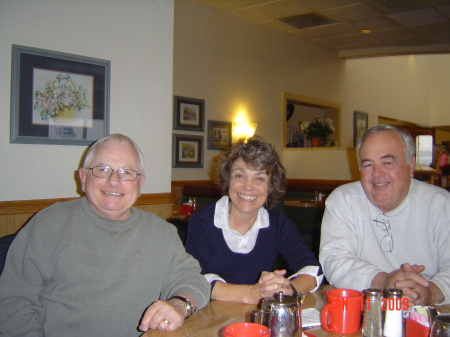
[362, 288, 382, 337]
[383, 288, 403, 337]
[314, 191, 320, 202]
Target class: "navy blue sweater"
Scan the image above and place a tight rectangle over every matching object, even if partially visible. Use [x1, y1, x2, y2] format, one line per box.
[185, 202, 321, 285]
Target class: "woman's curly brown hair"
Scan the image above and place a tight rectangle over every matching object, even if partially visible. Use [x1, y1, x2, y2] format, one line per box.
[218, 135, 286, 209]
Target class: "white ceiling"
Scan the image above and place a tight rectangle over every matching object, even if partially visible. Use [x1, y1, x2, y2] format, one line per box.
[193, 0, 450, 57]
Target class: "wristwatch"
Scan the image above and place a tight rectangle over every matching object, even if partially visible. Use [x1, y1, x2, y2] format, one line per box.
[289, 283, 298, 297]
[169, 296, 196, 318]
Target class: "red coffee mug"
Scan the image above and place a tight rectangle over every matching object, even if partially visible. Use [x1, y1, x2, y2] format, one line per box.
[321, 288, 363, 334]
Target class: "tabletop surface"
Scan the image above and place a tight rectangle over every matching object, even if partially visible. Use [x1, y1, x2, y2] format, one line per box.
[141, 286, 450, 337]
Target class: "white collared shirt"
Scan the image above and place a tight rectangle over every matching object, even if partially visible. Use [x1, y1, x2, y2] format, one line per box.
[205, 196, 323, 291]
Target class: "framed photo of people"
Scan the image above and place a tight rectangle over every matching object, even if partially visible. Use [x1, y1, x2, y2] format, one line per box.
[10, 45, 110, 145]
[207, 120, 232, 150]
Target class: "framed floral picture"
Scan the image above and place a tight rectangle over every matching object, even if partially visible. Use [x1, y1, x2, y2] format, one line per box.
[172, 134, 203, 168]
[173, 96, 205, 132]
[10, 45, 110, 145]
[354, 111, 369, 146]
[207, 120, 232, 150]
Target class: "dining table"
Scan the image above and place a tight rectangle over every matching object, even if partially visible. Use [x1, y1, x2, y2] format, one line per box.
[141, 285, 450, 337]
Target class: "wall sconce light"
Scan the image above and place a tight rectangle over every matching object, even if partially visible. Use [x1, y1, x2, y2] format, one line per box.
[233, 122, 257, 141]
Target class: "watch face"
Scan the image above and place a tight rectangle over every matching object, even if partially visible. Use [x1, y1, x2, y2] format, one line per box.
[171, 296, 194, 316]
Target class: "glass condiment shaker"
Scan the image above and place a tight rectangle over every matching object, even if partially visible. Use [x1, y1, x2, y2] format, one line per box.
[362, 288, 382, 337]
[383, 288, 403, 337]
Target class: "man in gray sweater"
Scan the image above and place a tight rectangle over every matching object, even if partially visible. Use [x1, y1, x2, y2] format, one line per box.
[320, 125, 449, 306]
[0, 134, 210, 336]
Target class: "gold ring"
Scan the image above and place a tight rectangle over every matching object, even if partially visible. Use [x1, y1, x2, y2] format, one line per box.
[161, 318, 170, 324]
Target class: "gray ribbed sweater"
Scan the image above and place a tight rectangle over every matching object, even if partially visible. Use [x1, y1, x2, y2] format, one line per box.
[0, 197, 210, 336]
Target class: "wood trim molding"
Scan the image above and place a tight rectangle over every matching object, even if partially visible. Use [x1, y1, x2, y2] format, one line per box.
[0, 193, 175, 237]
[0, 193, 174, 216]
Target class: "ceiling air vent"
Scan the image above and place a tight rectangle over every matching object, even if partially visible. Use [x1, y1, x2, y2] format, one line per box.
[279, 12, 336, 30]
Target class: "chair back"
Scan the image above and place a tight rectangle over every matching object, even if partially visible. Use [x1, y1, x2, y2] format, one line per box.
[0, 233, 16, 275]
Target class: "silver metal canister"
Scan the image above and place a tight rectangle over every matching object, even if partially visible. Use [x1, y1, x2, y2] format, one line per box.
[268, 291, 302, 337]
[362, 288, 382, 337]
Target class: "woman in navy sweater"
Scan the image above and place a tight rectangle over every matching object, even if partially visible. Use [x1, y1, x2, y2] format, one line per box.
[185, 136, 322, 304]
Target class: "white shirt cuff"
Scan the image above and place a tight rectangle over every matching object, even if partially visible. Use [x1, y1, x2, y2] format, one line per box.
[204, 273, 226, 284]
[288, 265, 323, 292]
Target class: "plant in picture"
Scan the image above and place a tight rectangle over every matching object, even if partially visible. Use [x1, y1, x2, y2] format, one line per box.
[299, 116, 335, 147]
[34, 73, 90, 123]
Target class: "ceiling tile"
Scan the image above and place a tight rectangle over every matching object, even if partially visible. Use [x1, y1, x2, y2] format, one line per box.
[289, 28, 323, 38]
[221, 0, 277, 8]
[325, 32, 380, 45]
[368, 27, 418, 41]
[290, 0, 360, 11]
[279, 12, 335, 29]
[190, 0, 450, 56]
[320, 3, 382, 21]
[262, 19, 301, 31]
[364, 0, 429, 15]
[344, 16, 401, 30]
[427, 0, 450, 5]
[388, 8, 448, 26]
[436, 5, 450, 17]
[232, 8, 271, 22]
[194, 0, 240, 11]
[247, 0, 310, 19]
[409, 20, 450, 43]
[301, 23, 358, 38]
[336, 40, 385, 49]
[385, 36, 430, 46]
[311, 37, 345, 48]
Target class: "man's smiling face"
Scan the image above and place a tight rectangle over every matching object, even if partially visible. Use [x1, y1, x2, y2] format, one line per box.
[79, 140, 145, 220]
[359, 130, 415, 213]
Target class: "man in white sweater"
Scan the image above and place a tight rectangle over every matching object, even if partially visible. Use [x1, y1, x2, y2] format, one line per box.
[0, 134, 210, 336]
[320, 125, 449, 305]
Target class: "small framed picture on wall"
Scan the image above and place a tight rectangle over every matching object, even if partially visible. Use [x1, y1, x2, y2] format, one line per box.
[354, 111, 368, 146]
[172, 134, 203, 168]
[173, 96, 205, 132]
[207, 120, 232, 150]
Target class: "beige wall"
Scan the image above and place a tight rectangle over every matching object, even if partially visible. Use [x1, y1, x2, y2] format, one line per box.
[0, 0, 174, 201]
[173, 0, 450, 181]
[172, 0, 347, 181]
[2, 0, 449, 202]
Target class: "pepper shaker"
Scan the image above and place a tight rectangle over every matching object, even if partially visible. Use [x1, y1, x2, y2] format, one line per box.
[314, 191, 320, 202]
[383, 288, 403, 337]
[362, 288, 382, 337]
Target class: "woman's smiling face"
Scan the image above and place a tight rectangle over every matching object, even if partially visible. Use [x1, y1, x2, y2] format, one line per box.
[228, 158, 269, 218]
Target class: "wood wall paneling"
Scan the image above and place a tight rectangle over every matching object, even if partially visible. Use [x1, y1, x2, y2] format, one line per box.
[0, 193, 174, 237]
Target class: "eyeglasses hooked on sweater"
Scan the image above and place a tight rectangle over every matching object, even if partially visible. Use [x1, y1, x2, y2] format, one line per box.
[373, 213, 393, 253]
[87, 166, 142, 181]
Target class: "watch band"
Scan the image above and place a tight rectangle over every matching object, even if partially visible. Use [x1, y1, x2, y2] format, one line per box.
[169, 295, 196, 318]
[289, 283, 298, 297]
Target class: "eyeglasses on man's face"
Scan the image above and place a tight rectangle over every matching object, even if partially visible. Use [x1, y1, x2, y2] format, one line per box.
[373, 213, 393, 253]
[86, 166, 142, 181]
